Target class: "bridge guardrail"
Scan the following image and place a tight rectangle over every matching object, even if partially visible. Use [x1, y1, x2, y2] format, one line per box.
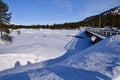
[86, 27, 120, 38]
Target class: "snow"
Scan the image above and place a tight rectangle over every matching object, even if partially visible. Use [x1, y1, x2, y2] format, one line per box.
[113, 66, 120, 80]
[0, 29, 79, 71]
[0, 29, 79, 59]
[0, 29, 120, 80]
[59, 35, 120, 80]
[103, 6, 120, 16]
[0, 54, 44, 71]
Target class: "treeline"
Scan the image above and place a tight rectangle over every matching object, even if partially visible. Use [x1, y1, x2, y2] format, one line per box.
[3, 6, 120, 30]
[4, 22, 82, 30]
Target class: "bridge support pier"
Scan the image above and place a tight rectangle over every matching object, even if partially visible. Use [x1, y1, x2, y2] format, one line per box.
[92, 37, 102, 44]
[86, 31, 103, 44]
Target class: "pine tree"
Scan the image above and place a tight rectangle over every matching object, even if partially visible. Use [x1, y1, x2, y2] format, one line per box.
[0, 0, 11, 35]
[0, 0, 11, 25]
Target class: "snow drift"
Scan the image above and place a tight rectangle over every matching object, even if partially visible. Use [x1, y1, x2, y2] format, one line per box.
[0, 54, 44, 71]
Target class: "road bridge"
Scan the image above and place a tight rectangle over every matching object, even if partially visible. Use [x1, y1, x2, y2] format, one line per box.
[85, 27, 120, 43]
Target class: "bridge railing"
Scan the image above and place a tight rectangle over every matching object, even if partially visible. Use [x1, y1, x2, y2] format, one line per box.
[86, 27, 120, 38]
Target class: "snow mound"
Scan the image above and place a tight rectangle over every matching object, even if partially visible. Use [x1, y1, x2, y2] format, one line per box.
[106, 35, 120, 52]
[60, 35, 120, 79]
[0, 54, 45, 71]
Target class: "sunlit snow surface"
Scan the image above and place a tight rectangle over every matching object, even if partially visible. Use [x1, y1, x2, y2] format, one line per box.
[0, 29, 120, 80]
[0, 29, 79, 71]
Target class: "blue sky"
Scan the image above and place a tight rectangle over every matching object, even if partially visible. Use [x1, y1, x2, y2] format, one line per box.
[3, 0, 120, 25]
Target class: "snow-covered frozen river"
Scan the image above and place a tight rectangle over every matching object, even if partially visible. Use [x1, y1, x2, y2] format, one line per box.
[0, 29, 80, 71]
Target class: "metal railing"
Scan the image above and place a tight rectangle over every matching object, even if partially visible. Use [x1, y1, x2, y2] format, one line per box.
[86, 27, 120, 38]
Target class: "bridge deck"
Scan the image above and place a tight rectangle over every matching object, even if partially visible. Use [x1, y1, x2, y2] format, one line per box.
[86, 29, 106, 39]
[86, 28, 120, 39]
